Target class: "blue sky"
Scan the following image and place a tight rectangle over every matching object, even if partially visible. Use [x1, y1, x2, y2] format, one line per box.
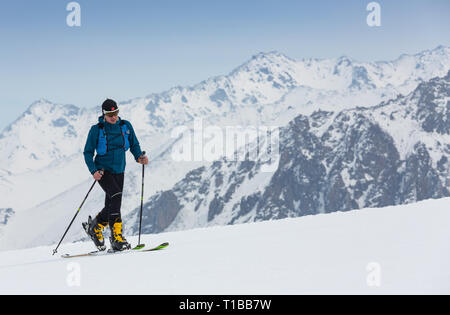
[0, 0, 449, 129]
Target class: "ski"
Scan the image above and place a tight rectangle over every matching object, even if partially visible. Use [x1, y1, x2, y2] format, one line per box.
[61, 242, 168, 259]
[61, 250, 104, 258]
[140, 242, 169, 252]
[103, 242, 169, 255]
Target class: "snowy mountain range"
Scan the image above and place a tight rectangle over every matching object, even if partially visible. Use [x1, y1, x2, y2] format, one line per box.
[0, 45, 449, 250]
[126, 70, 450, 234]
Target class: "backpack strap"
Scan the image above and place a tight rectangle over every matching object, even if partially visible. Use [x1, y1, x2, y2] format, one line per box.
[96, 122, 107, 155]
[96, 120, 129, 155]
[120, 120, 130, 151]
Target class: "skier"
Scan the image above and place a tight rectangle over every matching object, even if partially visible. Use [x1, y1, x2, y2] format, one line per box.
[83, 99, 149, 251]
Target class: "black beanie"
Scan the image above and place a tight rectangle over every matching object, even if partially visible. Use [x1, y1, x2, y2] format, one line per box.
[102, 99, 118, 113]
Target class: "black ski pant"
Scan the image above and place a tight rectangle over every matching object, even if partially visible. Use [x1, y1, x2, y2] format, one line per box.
[96, 171, 124, 226]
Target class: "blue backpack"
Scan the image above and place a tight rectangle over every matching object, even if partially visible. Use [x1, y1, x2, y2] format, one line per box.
[96, 120, 130, 156]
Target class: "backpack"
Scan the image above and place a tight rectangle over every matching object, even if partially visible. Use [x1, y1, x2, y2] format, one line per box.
[96, 120, 130, 156]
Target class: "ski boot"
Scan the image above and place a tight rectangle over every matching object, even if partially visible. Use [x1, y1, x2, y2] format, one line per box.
[109, 220, 131, 252]
[82, 216, 107, 251]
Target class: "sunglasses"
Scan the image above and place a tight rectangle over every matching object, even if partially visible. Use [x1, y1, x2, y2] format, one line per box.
[104, 110, 119, 117]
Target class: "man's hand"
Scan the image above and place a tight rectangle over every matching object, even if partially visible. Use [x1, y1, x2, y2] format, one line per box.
[93, 170, 103, 181]
[138, 154, 149, 165]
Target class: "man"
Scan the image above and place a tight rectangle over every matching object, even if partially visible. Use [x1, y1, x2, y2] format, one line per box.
[83, 99, 149, 251]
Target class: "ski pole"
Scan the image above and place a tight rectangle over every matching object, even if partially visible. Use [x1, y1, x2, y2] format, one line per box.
[134, 151, 146, 250]
[52, 170, 103, 255]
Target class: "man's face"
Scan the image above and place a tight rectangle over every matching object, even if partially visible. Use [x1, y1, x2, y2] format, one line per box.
[104, 112, 119, 124]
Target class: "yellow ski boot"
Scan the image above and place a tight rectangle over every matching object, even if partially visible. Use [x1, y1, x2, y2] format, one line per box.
[110, 220, 131, 252]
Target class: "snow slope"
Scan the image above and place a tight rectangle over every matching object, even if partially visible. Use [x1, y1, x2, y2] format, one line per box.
[0, 197, 449, 295]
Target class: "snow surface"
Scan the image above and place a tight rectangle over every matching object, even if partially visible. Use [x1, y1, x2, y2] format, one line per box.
[0, 197, 449, 294]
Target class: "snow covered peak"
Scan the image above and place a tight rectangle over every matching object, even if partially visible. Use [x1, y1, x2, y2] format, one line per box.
[415, 45, 450, 58]
[27, 98, 53, 111]
[226, 51, 299, 88]
[247, 50, 295, 64]
[30, 100, 80, 120]
[0, 99, 94, 173]
[2, 99, 82, 134]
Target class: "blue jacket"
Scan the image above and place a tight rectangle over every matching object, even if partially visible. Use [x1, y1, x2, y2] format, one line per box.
[83, 116, 143, 174]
